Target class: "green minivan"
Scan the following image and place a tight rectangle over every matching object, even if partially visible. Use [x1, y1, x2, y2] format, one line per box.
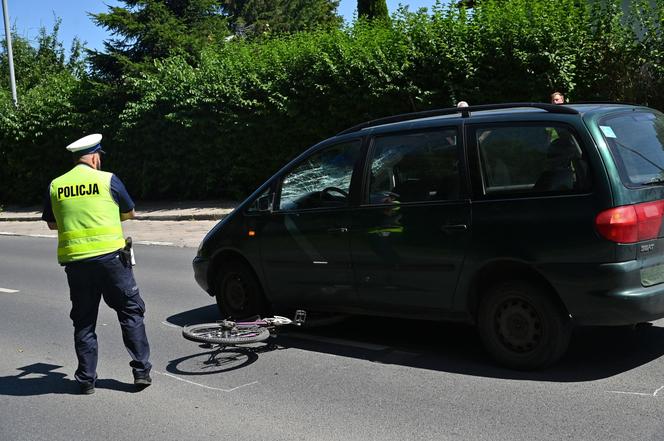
[194, 102, 664, 369]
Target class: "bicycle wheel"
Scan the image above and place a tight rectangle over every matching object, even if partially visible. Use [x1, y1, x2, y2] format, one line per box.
[182, 323, 270, 345]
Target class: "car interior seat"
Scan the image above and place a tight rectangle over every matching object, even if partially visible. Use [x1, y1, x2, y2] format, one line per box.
[533, 133, 583, 192]
[434, 175, 460, 200]
[393, 179, 429, 202]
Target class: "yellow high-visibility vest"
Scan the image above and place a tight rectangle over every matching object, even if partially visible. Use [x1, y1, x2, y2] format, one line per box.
[50, 164, 125, 264]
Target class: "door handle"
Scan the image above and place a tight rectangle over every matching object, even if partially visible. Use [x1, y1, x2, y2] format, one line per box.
[440, 224, 467, 232]
[327, 227, 349, 234]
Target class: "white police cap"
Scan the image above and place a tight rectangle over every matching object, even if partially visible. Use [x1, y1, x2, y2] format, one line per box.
[66, 134, 105, 155]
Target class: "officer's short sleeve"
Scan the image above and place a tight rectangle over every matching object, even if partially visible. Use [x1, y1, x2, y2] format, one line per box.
[41, 185, 55, 222]
[110, 175, 135, 213]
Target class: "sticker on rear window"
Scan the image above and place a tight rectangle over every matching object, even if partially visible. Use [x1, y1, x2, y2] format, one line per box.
[600, 125, 617, 138]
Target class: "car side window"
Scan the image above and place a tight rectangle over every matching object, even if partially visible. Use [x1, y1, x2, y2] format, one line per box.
[367, 129, 461, 204]
[475, 125, 590, 195]
[278, 140, 361, 211]
[246, 187, 273, 213]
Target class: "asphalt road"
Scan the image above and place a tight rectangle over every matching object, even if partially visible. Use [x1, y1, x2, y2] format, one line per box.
[2, 235, 664, 441]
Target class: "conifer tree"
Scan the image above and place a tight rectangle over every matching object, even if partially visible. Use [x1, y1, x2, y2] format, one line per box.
[222, 0, 341, 35]
[357, 0, 389, 20]
[89, 0, 230, 80]
[90, 0, 341, 80]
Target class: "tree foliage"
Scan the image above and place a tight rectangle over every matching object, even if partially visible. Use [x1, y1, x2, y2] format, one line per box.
[221, 0, 342, 35]
[0, 24, 85, 203]
[89, 0, 341, 79]
[358, 0, 389, 20]
[2, 0, 664, 205]
[0, 20, 85, 91]
[89, 0, 231, 79]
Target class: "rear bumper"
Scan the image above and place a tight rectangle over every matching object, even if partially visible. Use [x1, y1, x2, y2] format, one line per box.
[546, 260, 664, 326]
[193, 256, 211, 294]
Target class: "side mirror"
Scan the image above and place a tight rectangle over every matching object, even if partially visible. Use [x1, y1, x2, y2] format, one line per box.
[257, 193, 274, 212]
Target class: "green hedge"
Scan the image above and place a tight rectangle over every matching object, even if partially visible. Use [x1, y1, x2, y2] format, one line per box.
[2, 0, 664, 204]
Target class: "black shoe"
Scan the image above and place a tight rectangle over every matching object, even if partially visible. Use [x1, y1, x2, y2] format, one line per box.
[134, 374, 152, 388]
[79, 382, 95, 395]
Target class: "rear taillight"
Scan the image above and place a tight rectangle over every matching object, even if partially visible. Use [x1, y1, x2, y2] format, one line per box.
[595, 200, 664, 243]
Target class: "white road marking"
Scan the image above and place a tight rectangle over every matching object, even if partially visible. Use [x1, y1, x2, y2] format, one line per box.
[608, 391, 652, 397]
[161, 321, 181, 328]
[0, 287, 19, 293]
[608, 385, 664, 397]
[134, 240, 174, 246]
[154, 370, 258, 392]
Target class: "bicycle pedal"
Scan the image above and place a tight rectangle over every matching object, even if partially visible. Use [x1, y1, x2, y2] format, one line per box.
[294, 309, 307, 324]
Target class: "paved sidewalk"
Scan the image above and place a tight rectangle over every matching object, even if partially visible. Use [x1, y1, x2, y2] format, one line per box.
[0, 200, 236, 221]
[0, 201, 236, 248]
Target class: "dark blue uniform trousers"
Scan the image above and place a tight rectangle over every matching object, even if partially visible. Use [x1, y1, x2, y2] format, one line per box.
[65, 253, 151, 385]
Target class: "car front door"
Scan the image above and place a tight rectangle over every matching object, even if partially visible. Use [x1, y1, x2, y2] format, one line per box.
[350, 127, 471, 314]
[259, 139, 363, 310]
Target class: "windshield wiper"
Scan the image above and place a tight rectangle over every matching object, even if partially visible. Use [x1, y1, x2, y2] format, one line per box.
[612, 139, 664, 173]
[642, 177, 664, 186]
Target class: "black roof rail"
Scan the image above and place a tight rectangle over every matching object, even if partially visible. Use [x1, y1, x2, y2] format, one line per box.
[570, 101, 641, 106]
[337, 102, 580, 136]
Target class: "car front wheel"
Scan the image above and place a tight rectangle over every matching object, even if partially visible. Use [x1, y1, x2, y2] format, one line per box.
[214, 261, 268, 319]
[478, 281, 572, 370]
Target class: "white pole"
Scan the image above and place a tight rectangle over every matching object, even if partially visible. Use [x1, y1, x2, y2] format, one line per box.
[2, 0, 17, 107]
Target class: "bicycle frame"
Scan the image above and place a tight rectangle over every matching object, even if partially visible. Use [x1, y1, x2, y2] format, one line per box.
[220, 310, 307, 330]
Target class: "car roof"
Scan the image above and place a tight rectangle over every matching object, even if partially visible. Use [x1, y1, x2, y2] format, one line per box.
[335, 102, 649, 139]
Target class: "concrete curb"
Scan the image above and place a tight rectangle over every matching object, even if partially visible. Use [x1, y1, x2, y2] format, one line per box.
[134, 214, 225, 221]
[0, 216, 51, 222]
[0, 214, 226, 222]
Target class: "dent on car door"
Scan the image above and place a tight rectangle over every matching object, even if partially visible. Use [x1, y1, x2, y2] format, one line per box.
[258, 139, 363, 309]
[350, 127, 471, 313]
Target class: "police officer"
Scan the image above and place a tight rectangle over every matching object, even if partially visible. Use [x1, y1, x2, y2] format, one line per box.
[41, 134, 152, 395]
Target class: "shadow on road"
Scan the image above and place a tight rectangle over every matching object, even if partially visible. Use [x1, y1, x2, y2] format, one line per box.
[165, 345, 284, 376]
[96, 378, 143, 393]
[0, 363, 78, 396]
[167, 305, 664, 381]
[281, 317, 664, 382]
[166, 304, 219, 327]
[0, 363, 145, 395]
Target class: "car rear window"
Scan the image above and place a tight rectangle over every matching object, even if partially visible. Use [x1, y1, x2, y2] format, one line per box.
[599, 111, 664, 186]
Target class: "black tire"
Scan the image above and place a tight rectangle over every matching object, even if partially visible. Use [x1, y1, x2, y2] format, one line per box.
[214, 261, 268, 319]
[478, 281, 572, 370]
[182, 323, 270, 345]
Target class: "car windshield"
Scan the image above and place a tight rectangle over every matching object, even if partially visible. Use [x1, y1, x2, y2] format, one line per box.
[599, 111, 664, 186]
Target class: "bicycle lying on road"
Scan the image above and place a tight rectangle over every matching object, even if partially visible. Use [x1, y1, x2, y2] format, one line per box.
[182, 310, 307, 347]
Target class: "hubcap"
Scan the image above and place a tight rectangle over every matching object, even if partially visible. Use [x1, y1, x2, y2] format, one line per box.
[494, 297, 542, 353]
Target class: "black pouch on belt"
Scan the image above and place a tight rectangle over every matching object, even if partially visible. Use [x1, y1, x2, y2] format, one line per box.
[120, 237, 132, 266]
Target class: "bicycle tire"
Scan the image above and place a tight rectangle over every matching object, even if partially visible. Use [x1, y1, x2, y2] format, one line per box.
[182, 323, 270, 345]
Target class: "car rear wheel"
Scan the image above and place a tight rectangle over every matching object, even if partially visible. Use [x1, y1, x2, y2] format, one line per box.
[214, 261, 268, 319]
[478, 280, 572, 370]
